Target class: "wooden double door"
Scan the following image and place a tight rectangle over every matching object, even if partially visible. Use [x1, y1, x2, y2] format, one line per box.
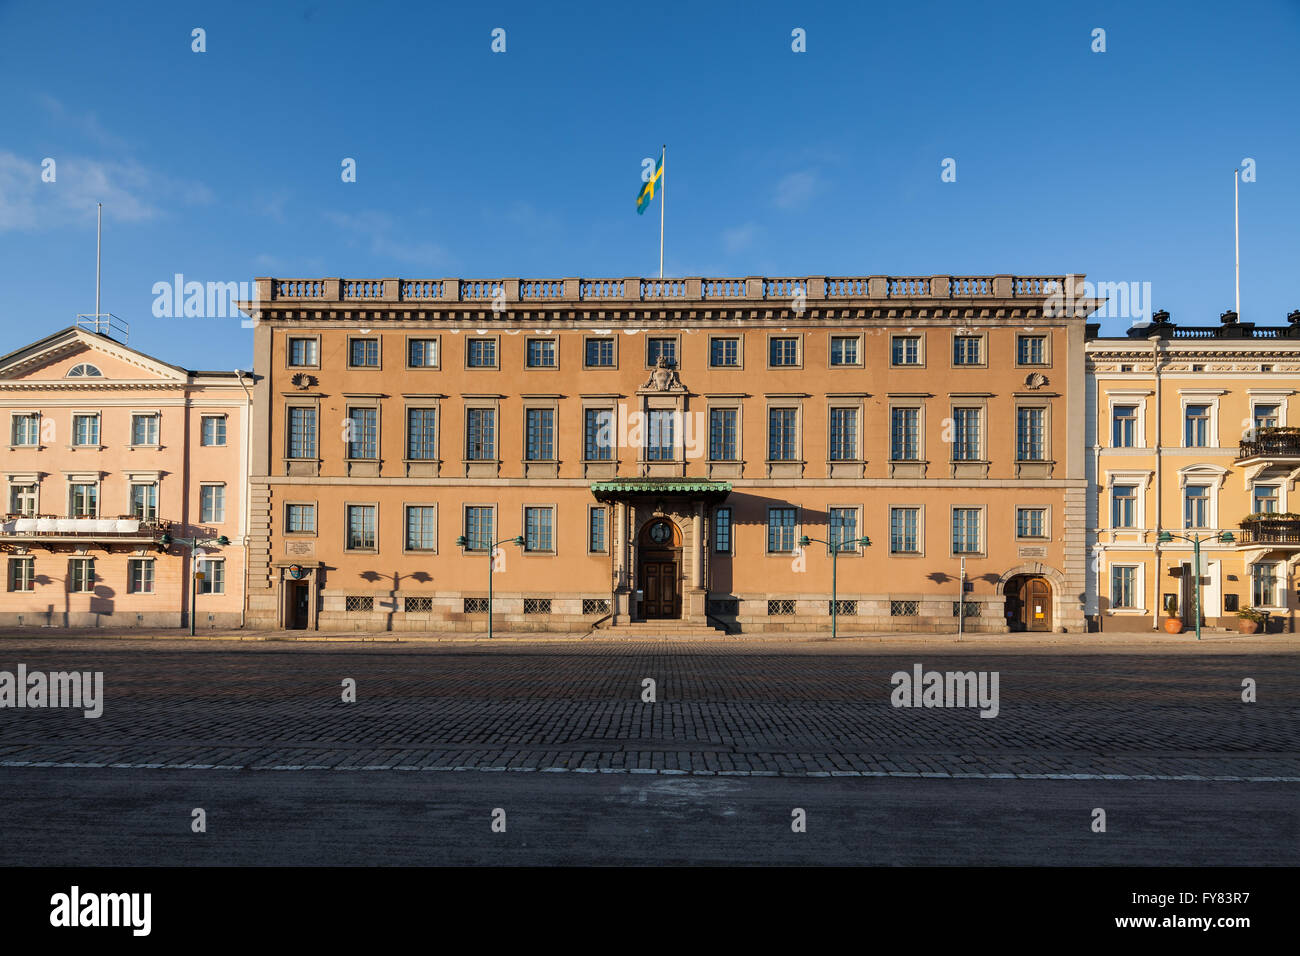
[639, 553, 681, 619]
[1005, 575, 1052, 632]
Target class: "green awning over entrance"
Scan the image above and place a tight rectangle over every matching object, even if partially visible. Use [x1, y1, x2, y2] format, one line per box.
[590, 477, 732, 503]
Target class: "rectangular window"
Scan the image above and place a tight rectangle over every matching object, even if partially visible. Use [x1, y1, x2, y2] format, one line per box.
[1253, 404, 1279, 429]
[767, 507, 797, 553]
[828, 507, 858, 552]
[526, 338, 557, 368]
[128, 558, 155, 594]
[584, 408, 613, 461]
[464, 506, 494, 552]
[768, 408, 798, 461]
[829, 336, 860, 366]
[588, 506, 607, 553]
[285, 503, 316, 533]
[952, 508, 981, 554]
[1184, 404, 1210, 447]
[347, 407, 377, 459]
[1016, 507, 1047, 539]
[11, 413, 40, 445]
[1111, 485, 1137, 528]
[1017, 335, 1047, 365]
[405, 506, 437, 551]
[890, 407, 920, 461]
[891, 335, 920, 366]
[1251, 563, 1278, 607]
[70, 483, 98, 518]
[953, 335, 982, 365]
[647, 337, 676, 367]
[467, 338, 497, 368]
[408, 338, 438, 368]
[525, 408, 555, 461]
[646, 409, 675, 461]
[769, 337, 799, 367]
[349, 338, 379, 367]
[1184, 485, 1210, 529]
[1112, 405, 1137, 447]
[287, 407, 317, 460]
[828, 407, 858, 461]
[10, 484, 37, 516]
[953, 407, 981, 461]
[714, 508, 732, 553]
[201, 415, 227, 447]
[197, 558, 225, 595]
[466, 408, 496, 460]
[709, 408, 738, 461]
[1111, 566, 1137, 609]
[130, 484, 157, 520]
[890, 507, 919, 554]
[131, 413, 159, 446]
[72, 414, 99, 446]
[288, 337, 318, 367]
[9, 557, 35, 592]
[1252, 484, 1279, 514]
[1017, 407, 1046, 461]
[346, 504, 377, 550]
[69, 557, 94, 593]
[524, 506, 554, 552]
[585, 338, 615, 367]
[200, 485, 225, 524]
[406, 408, 437, 460]
[710, 337, 739, 367]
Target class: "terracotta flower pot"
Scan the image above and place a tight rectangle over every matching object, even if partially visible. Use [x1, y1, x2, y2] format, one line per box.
[1238, 619, 1261, 635]
[1163, 617, 1184, 634]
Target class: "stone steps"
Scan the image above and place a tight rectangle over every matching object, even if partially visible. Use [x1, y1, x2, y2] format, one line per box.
[597, 621, 731, 639]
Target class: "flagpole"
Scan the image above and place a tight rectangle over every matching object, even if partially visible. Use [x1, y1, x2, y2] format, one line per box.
[659, 145, 665, 279]
[1233, 167, 1240, 317]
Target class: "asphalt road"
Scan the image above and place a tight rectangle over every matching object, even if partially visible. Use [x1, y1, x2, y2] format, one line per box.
[0, 638, 1295, 865]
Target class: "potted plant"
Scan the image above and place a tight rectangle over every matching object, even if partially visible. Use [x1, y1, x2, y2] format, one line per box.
[1162, 595, 1183, 634]
[1236, 607, 1268, 635]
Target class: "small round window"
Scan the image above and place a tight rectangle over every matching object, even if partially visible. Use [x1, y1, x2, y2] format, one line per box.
[67, 363, 103, 377]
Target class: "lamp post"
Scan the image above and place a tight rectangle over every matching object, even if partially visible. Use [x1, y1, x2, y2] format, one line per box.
[1156, 530, 1235, 640]
[799, 533, 872, 639]
[159, 532, 231, 636]
[455, 533, 525, 639]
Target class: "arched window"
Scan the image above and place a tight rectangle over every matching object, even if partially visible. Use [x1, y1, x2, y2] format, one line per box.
[67, 363, 103, 377]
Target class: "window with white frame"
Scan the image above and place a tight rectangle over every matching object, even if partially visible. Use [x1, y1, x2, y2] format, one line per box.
[405, 505, 437, 551]
[713, 507, 732, 553]
[891, 335, 921, 366]
[346, 504, 377, 550]
[1252, 484, 1279, 514]
[1016, 335, 1047, 366]
[9, 556, 35, 592]
[1111, 485, 1137, 528]
[953, 407, 981, 461]
[287, 337, 318, 367]
[829, 336, 860, 366]
[200, 485, 225, 523]
[11, 413, 40, 446]
[952, 335, 982, 366]
[1112, 405, 1137, 447]
[1016, 508, 1047, 539]
[1184, 404, 1211, 447]
[349, 338, 380, 368]
[72, 414, 99, 446]
[347, 407, 377, 459]
[69, 557, 94, 593]
[1016, 407, 1046, 461]
[1251, 562, 1279, 607]
[828, 407, 858, 461]
[466, 407, 496, 460]
[201, 415, 227, 446]
[890, 507, 920, 554]
[951, 508, 981, 554]
[408, 338, 438, 368]
[287, 407, 317, 459]
[828, 507, 859, 552]
[524, 506, 554, 552]
[708, 407, 738, 461]
[406, 408, 437, 460]
[197, 557, 225, 594]
[130, 483, 157, 520]
[10, 483, 37, 516]
[768, 337, 799, 367]
[890, 407, 920, 460]
[464, 506, 494, 551]
[646, 409, 675, 461]
[1110, 565, 1139, 609]
[69, 483, 98, 518]
[588, 506, 607, 553]
[130, 413, 159, 446]
[584, 408, 614, 461]
[526, 338, 557, 368]
[1183, 484, 1210, 529]
[767, 507, 797, 553]
[285, 503, 316, 534]
[128, 558, 155, 594]
[1252, 403, 1279, 429]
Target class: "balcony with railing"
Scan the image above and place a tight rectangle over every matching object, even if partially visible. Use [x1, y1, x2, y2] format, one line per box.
[1237, 428, 1300, 464]
[0, 515, 173, 550]
[1237, 514, 1300, 548]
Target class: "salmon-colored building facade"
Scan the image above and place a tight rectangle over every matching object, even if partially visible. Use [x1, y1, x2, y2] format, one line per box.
[0, 327, 251, 628]
[243, 274, 1095, 633]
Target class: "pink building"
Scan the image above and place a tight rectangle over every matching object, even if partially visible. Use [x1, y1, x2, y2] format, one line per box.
[0, 327, 252, 628]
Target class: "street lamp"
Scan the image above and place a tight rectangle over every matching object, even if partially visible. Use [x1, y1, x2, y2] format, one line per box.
[1156, 529, 1235, 640]
[799, 533, 872, 639]
[455, 533, 525, 639]
[160, 532, 231, 636]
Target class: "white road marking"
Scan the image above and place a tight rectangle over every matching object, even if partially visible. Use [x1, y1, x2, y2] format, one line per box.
[0, 758, 1294, 782]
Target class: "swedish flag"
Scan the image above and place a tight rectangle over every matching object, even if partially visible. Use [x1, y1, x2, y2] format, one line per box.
[637, 151, 663, 215]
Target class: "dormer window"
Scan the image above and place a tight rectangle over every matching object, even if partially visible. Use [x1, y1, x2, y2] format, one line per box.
[67, 363, 102, 377]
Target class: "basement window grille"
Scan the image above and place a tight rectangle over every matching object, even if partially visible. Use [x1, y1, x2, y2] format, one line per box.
[890, 600, 919, 617]
[830, 599, 857, 616]
[582, 598, 611, 615]
[345, 596, 373, 612]
[523, 598, 552, 615]
[952, 601, 981, 617]
[463, 598, 489, 614]
[767, 599, 796, 616]
[404, 597, 433, 613]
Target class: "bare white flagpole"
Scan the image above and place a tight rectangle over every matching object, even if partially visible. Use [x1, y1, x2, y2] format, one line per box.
[658, 145, 665, 280]
[95, 202, 103, 327]
[1234, 168, 1240, 317]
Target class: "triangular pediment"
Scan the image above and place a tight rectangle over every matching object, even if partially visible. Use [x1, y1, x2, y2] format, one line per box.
[0, 328, 189, 384]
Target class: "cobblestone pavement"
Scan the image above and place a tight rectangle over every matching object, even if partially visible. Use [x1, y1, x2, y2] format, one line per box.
[0, 639, 1294, 865]
[0, 639, 1294, 779]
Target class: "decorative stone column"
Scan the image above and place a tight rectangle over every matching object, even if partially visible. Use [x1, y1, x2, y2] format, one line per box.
[686, 499, 707, 623]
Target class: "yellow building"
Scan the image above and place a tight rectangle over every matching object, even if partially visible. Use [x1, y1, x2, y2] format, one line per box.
[242, 274, 1095, 634]
[1086, 309, 1300, 632]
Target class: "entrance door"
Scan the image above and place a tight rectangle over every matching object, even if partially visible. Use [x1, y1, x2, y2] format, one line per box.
[1025, 577, 1052, 631]
[640, 560, 680, 619]
[288, 582, 310, 629]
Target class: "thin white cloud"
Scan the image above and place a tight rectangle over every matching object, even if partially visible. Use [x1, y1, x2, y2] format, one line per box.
[773, 169, 823, 210]
[323, 209, 449, 269]
[0, 151, 214, 232]
[722, 222, 760, 253]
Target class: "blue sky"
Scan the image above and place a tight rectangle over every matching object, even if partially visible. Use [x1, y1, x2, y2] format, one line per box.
[1, 0, 1297, 371]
